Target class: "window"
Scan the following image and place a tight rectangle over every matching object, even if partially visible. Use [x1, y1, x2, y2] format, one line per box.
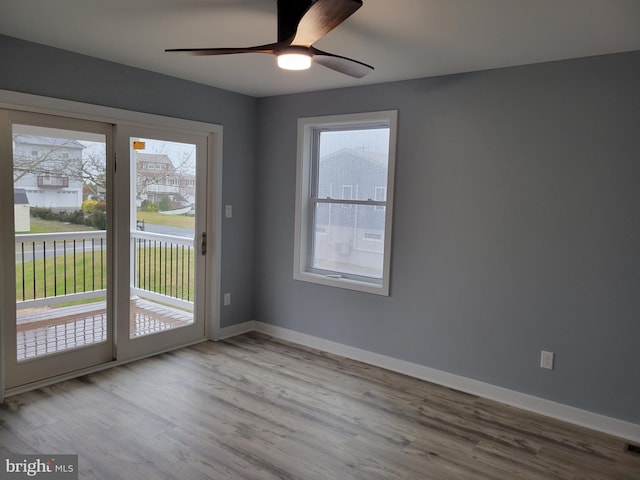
[37, 175, 69, 187]
[342, 185, 353, 208]
[363, 232, 383, 241]
[294, 111, 397, 295]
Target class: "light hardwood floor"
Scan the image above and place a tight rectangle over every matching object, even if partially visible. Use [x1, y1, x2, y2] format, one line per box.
[1, 332, 638, 479]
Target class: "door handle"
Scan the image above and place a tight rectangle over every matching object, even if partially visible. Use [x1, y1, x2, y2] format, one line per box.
[201, 232, 207, 255]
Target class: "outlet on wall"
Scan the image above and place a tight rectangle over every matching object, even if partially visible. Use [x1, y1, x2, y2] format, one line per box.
[540, 350, 554, 370]
[223, 292, 231, 306]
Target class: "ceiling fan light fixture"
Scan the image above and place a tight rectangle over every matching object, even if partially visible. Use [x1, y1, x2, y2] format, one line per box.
[166, 0, 374, 78]
[277, 51, 312, 71]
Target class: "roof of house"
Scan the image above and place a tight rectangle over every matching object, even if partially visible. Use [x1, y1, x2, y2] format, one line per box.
[13, 135, 85, 150]
[14, 188, 29, 205]
[320, 148, 388, 168]
[136, 153, 174, 166]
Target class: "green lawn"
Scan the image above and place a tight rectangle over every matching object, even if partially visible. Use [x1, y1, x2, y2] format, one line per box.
[16, 250, 107, 302]
[26, 212, 193, 234]
[17, 245, 194, 303]
[134, 245, 195, 301]
[27, 218, 96, 234]
[136, 211, 195, 229]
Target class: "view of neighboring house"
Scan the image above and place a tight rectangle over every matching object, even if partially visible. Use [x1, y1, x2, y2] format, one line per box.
[13, 135, 84, 211]
[13, 188, 30, 232]
[314, 147, 388, 276]
[135, 152, 196, 210]
[12, 137, 196, 217]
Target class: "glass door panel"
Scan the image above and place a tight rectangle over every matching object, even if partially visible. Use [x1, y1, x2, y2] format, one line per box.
[130, 137, 197, 338]
[3, 111, 114, 389]
[115, 127, 207, 360]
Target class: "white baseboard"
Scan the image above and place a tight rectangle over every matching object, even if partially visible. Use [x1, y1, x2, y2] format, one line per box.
[219, 320, 256, 340]
[239, 321, 640, 444]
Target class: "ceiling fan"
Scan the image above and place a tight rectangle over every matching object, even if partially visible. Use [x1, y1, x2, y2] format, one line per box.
[165, 0, 373, 78]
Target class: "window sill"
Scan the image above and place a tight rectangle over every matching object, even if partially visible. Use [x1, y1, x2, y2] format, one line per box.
[294, 271, 389, 296]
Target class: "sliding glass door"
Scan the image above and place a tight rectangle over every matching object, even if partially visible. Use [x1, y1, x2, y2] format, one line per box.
[2, 111, 114, 389]
[1, 110, 213, 391]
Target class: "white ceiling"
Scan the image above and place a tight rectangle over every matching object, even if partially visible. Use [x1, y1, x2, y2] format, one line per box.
[1, 0, 640, 97]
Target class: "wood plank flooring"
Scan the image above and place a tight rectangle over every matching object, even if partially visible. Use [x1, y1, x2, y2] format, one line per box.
[1, 332, 638, 479]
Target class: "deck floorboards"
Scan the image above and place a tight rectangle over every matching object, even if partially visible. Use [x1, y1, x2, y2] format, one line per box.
[15, 299, 192, 360]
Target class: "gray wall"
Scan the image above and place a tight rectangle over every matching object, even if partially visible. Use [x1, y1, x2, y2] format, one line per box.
[255, 51, 640, 424]
[0, 34, 257, 328]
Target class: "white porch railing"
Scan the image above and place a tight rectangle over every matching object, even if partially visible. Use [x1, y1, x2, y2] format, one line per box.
[130, 230, 195, 311]
[15, 230, 195, 311]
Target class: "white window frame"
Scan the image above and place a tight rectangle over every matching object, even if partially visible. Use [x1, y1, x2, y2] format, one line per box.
[293, 110, 397, 296]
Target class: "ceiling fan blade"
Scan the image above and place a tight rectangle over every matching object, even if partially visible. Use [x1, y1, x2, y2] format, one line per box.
[310, 47, 373, 78]
[291, 0, 362, 47]
[165, 43, 279, 56]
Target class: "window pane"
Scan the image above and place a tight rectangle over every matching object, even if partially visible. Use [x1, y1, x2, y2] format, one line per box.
[313, 203, 385, 278]
[131, 137, 197, 339]
[133, 138, 196, 237]
[317, 128, 389, 201]
[13, 124, 108, 360]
